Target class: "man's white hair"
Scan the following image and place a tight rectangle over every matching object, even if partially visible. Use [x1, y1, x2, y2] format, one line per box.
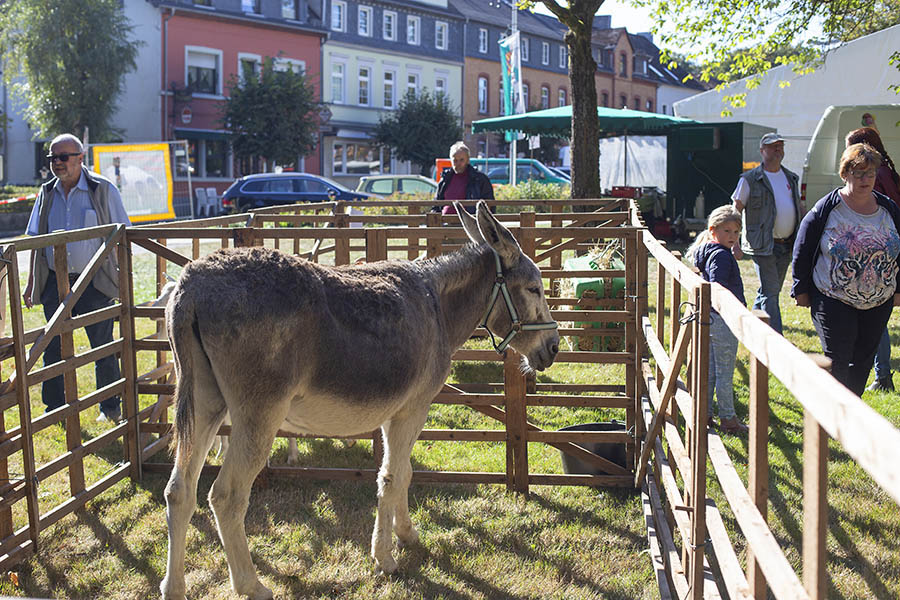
[449, 141, 470, 158]
[50, 133, 84, 153]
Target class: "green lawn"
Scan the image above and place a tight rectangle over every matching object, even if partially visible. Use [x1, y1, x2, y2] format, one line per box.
[0, 236, 897, 599]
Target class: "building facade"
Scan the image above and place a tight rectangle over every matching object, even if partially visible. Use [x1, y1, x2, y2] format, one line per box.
[320, 0, 463, 186]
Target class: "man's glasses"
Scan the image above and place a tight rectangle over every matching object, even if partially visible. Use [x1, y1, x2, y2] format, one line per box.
[47, 152, 82, 164]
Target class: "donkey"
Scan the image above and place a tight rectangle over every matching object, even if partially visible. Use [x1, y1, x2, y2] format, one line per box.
[160, 202, 559, 600]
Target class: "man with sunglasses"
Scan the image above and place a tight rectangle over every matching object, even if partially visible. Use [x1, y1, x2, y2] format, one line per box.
[23, 133, 131, 422]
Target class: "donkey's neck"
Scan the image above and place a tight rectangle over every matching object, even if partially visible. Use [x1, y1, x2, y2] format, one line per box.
[425, 244, 498, 351]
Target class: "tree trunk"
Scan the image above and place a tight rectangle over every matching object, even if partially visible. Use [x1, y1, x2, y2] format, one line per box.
[566, 21, 600, 199]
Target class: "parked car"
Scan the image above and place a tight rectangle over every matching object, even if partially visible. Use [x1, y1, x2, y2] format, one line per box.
[356, 174, 437, 196]
[549, 166, 571, 182]
[222, 173, 373, 212]
[468, 158, 570, 185]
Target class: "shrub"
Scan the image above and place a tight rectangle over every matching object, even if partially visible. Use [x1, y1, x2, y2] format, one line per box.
[0, 186, 39, 214]
[493, 181, 570, 213]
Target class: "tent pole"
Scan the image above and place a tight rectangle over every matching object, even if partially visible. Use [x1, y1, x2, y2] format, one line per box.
[623, 130, 628, 187]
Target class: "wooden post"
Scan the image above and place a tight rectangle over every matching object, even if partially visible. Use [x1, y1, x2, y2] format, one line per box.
[748, 309, 770, 598]
[803, 358, 831, 600]
[550, 215, 562, 296]
[5, 245, 39, 550]
[426, 212, 442, 258]
[54, 244, 85, 496]
[655, 241, 666, 385]
[407, 204, 420, 261]
[334, 214, 350, 265]
[117, 230, 141, 481]
[232, 227, 256, 249]
[504, 349, 528, 494]
[624, 230, 637, 472]
[635, 230, 648, 444]
[687, 282, 710, 598]
[666, 251, 681, 536]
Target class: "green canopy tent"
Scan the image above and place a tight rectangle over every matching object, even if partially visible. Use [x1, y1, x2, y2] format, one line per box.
[472, 106, 698, 185]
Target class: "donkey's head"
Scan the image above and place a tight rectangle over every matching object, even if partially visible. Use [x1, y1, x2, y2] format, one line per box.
[457, 201, 559, 372]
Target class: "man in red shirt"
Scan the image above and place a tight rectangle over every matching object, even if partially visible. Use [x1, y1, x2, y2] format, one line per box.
[434, 141, 494, 214]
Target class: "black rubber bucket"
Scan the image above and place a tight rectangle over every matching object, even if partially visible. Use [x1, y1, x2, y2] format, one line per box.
[558, 421, 628, 475]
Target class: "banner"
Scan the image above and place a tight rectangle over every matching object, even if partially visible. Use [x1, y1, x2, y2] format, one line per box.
[499, 31, 525, 142]
[92, 143, 175, 223]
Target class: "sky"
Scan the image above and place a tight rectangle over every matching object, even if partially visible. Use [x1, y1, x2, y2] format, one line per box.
[533, 1, 656, 36]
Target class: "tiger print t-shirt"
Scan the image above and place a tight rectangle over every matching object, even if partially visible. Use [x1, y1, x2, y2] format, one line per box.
[812, 199, 900, 309]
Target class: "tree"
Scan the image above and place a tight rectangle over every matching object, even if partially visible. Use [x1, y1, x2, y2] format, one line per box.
[523, 1, 604, 200]
[374, 90, 462, 175]
[0, 0, 140, 141]
[646, 0, 900, 110]
[222, 58, 321, 172]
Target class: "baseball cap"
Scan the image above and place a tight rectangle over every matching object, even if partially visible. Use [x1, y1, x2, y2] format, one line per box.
[759, 132, 785, 148]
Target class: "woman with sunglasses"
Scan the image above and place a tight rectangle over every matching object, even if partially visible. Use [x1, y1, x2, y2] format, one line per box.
[791, 143, 900, 395]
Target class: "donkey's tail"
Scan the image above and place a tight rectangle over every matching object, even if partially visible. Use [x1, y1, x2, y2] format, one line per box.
[166, 286, 200, 468]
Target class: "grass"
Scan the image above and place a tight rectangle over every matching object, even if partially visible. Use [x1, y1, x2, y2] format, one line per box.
[0, 231, 898, 599]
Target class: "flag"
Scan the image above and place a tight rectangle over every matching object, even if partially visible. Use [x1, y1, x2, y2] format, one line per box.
[499, 31, 525, 142]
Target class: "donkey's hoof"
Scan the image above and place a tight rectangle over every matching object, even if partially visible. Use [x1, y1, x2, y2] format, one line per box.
[160, 576, 185, 600]
[397, 528, 419, 548]
[374, 554, 398, 576]
[236, 580, 273, 600]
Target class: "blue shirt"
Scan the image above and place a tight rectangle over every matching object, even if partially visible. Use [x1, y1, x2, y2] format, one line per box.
[26, 170, 131, 273]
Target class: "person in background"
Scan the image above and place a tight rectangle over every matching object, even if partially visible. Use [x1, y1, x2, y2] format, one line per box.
[22, 133, 131, 422]
[687, 205, 749, 434]
[732, 132, 803, 335]
[791, 143, 900, 396]
[434, 141, 494, 215]
[845, 127, 900, 392]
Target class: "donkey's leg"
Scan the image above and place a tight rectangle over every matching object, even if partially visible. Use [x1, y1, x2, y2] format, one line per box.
[371, 403, 430, 574]
[208, 403, 287, 600]
[161, 405, 225, 600]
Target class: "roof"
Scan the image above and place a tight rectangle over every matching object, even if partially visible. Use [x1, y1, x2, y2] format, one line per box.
[628, 32, 708, 91]
[449, 0, 563, 39]
[472, 105, 699, 137]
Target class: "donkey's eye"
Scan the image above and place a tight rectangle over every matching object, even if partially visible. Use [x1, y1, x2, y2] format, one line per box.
[527, 287, 541, 296]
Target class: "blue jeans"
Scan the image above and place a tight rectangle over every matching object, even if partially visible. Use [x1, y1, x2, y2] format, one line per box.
[873, 327, 891, 380]
[750, 241, 792, 335]
[41, 274, 122, 415]
[708, 313, 739, 420]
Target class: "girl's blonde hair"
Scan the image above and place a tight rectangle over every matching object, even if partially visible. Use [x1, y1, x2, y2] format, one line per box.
[686, 205, 742, 260]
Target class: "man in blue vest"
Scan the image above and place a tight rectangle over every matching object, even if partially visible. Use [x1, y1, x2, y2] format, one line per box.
[731, 132, 803, 335]
[22, 134, 131, 422]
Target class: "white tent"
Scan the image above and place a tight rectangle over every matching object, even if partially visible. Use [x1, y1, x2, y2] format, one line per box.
[673, 25, 900, 176]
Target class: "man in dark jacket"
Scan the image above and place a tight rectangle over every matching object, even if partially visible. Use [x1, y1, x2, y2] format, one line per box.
[434, 141, 494, 214]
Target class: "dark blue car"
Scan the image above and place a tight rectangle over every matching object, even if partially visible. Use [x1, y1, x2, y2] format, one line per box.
[222, 172, 374, 212]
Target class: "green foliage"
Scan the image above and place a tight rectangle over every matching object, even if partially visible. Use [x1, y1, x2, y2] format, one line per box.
[374, 91, 462, 176]
[0, 0, 141, 141]
[222, 58, 321, 169]
[494, 180, 570, 203]
[642, 0, 900, 110]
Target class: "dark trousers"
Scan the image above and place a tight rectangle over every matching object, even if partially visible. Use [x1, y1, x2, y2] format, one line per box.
[809, 287, 894, 396]
[41, 274, 121, 414]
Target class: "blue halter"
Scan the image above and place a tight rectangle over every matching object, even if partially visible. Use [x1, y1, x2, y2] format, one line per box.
[480, 249, 559, 354]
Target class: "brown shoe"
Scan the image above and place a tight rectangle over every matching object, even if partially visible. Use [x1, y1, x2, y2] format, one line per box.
[719, 416, 749, 434]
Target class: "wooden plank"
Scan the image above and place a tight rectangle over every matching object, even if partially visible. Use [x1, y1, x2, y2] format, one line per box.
[642, 486, 674, 600]
[505, 349, 529, 493]
[129, 238, 191, 267]
[118, 240, 141, 481]
[803, 409, 828, 600]
[748, 310, 770, 598]
[625, 230, 637, 472]
[38, 465, 130, 533]
[646, 474, 690, 599]
[635, 322, 692, 485]
[688, 283, 711, 599]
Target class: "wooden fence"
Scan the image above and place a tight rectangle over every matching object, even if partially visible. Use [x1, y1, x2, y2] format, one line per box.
[631, 203, 900, 599]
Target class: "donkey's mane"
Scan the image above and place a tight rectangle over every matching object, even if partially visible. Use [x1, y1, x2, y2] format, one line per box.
[419, 242, 491, 293]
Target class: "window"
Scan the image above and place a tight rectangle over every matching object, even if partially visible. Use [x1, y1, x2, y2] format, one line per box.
[383, 70, 395, 108]
[521, 37, 529, 62]
[333, 142, 383, 174]
[435, 76, 447, 97]
[358, 6, 372, 36]
[646, 99, 653, 112]
[205, 140, 227, 178]
[498, 82, 504, 113]
[620, 94, 627, 108]
[559, 45, 567, 69]
[407, 16, 420, 45]
[477, 76, 488, 113]
[407, 72, 419, 97]
[541, 42, 549, 65]
[331, 0, 346, 31]
[238, 53, 261, 85]
[522, 83, 529, 109]
[179, 139, 230, 179]
[435, 21, 448, 50]
[331, 62, 345, 103]
[186, 47, 221, 95]
[358, 66, 371, 105]
[383, 11, 396, 40]
[601, 92, 609, 107]
[662, 104, 668, 114]
[619, 52, 627, 76]
[274, 58, 305, 73]
[478, 28, 488, 53]
[540, 86, 549, 109]
[193, 0, 212, 5]
[282, 0, 300, 20]
[633, 97, 640, 110]
[558, 88, 566, 107]
[242, 0, 260, 13]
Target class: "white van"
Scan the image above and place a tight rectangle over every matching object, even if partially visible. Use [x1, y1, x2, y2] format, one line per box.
[802, 104, 900, 207]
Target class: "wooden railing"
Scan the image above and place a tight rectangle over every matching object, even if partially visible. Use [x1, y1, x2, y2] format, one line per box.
[631, 201, 900, 599]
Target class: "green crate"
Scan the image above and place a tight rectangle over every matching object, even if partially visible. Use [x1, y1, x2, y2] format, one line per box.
[564, 256, 625, 351]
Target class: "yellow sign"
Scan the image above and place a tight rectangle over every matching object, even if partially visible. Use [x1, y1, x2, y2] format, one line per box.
[92, 143, 175, 223]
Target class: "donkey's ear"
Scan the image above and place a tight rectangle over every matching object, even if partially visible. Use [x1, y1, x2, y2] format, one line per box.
[476, 201, 521, 268]
[457, 202, 484, 244]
